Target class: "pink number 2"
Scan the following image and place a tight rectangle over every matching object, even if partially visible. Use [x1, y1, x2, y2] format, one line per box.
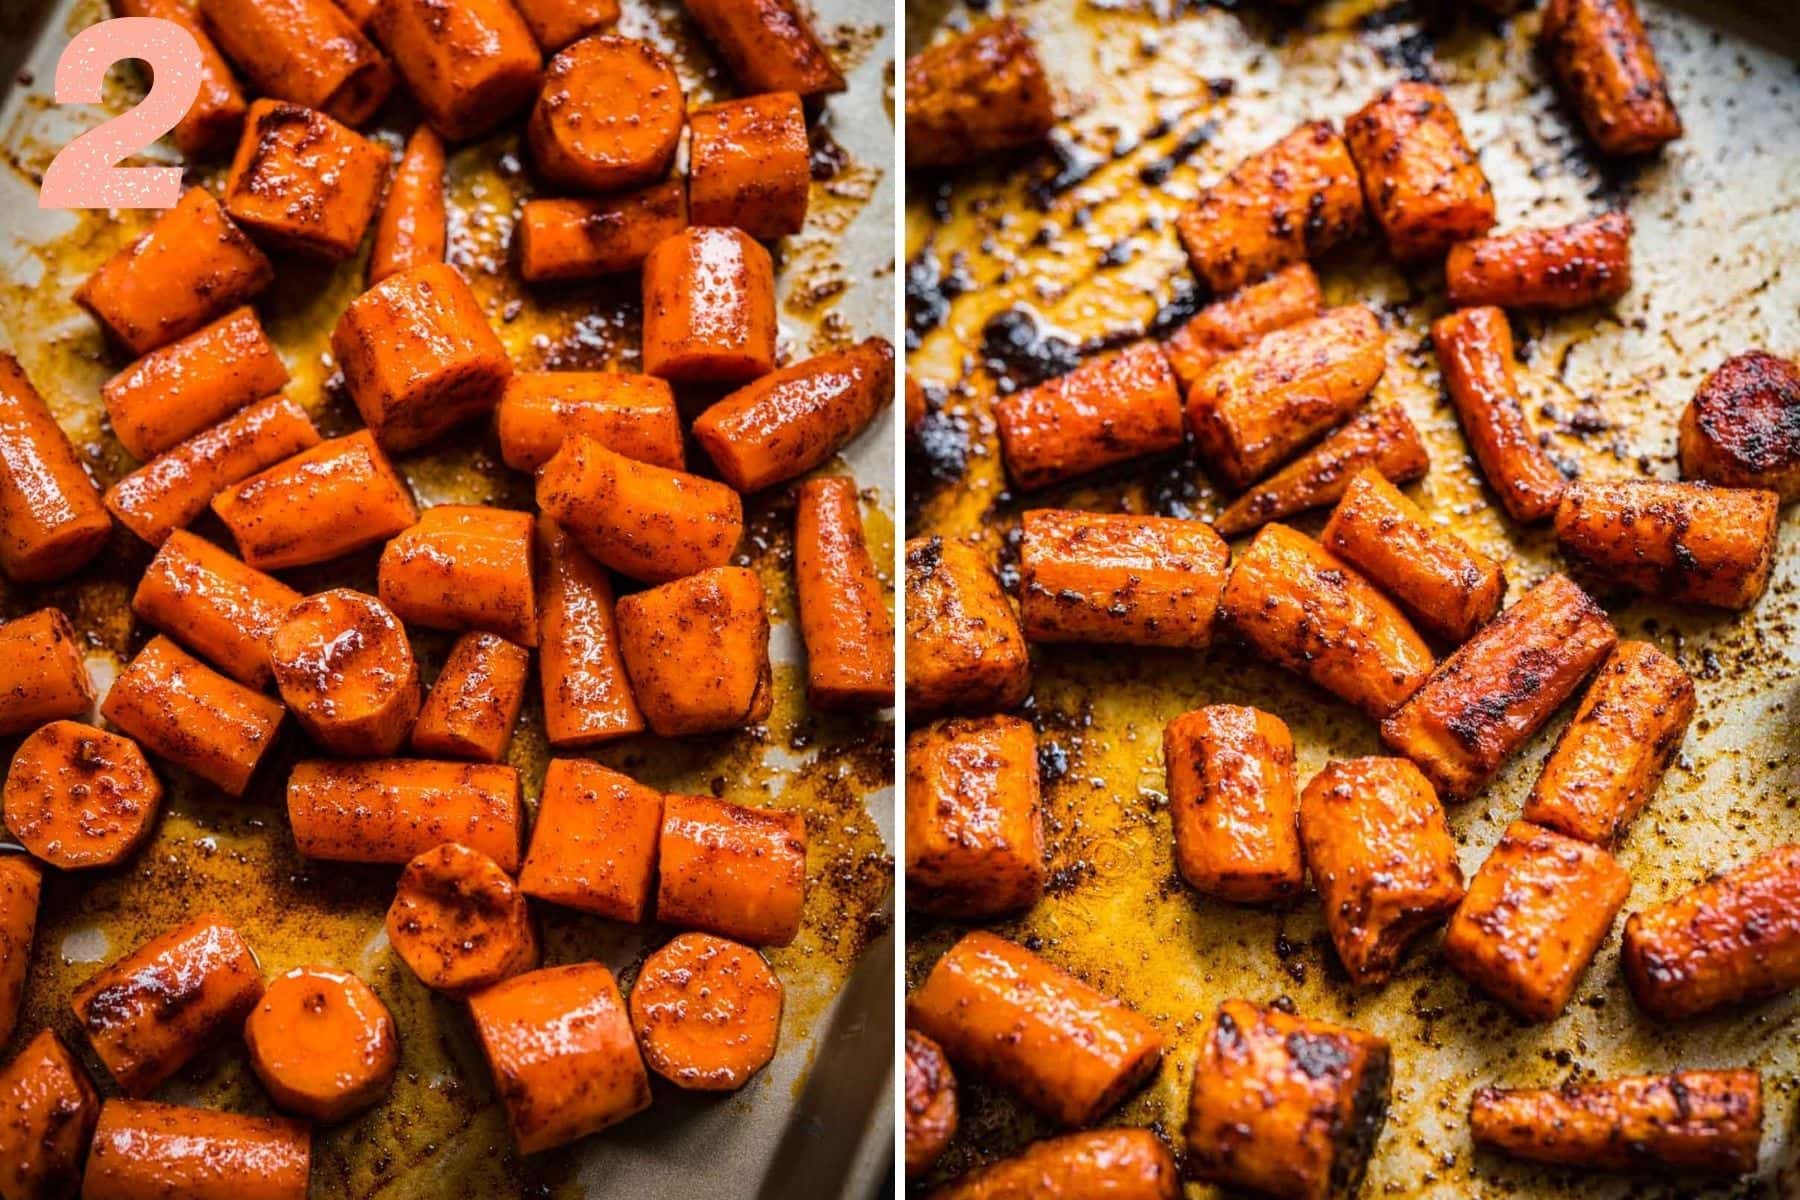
[39, 18, 203, 210]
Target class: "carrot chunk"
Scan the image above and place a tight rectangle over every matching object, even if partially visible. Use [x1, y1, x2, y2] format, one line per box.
[687, 91, 810, 240]
[0, 856, 39, 1048]
[198, 0, 390, 125]
[929, 1130, 1177, 1200]
[1213, 402, 1430, 537]
[386, 842, 538, 994]
[615, 566, 773, 737]
[497, 370, 682, 471]
[628, 932, 782, 1091]
[512, 0, 615, 51]
[0, 1029, 98, 1200]
[3, 721, 162, 870]
[904, 535, 1030, 715]
[528, 34, 683, 192]
[1679, 350, 1800, 501]
[373, 0, 542, 142]
[515, 183, 689, 284]
[410, 632, 530, 762]
[656, 793, 805, 947]
[224, 100, 388, 261]
[81, 1100, 310, 1200]
[0, 608, 94, 736]
[287, 759, 524, 871]
[1165, 706, 1302, 905]
[101, 636, 284, 796]
[213, 430, 418, 570]
[1163, 262, 1322, 390]
[0, 353, 111, 583]
[1541, 0, 1681, 156]
[1343, 81, 1495, 262]
[113, 0, 245, 156]
[518, 759, 662, 922]
[102, 305, 287, 462]
[244, 966, 398, 1122]
[904, 18, 1055, 169]
[378, 505, 536, 645]
[642, 227, 778, 383]
[270, 588, 421, 757]
[368, 126, 446, 286]
[1019, 509, 1228, 650]
[132, 530, 301, 688]
[993, 342, 1183, 491]
[535, 516, 643, 746]
[794, 477, 895, 711]
[683, 0, 844, 99]
[906, 715, 1044, 919]
[1431, 306, 1567, 523]
[1446, 211, 1633, 311]
[904, 1031, 957, 1179]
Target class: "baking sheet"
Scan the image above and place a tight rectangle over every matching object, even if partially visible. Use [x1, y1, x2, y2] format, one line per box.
[0, 1, 898, 1195]
[903, 1, 1800, 1195]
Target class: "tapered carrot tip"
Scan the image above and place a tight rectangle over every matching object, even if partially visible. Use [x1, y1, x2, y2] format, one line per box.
[386, 842, 538, 994]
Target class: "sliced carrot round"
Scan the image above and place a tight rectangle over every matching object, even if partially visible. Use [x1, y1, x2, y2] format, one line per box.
[385, 842, 537, 994]
[269, 587, 420, 757]
[528, 35, 684, 193]
[244, 965, 398, 1122]
[627, 931, 782, 1092]
[2, 721, 162, 869]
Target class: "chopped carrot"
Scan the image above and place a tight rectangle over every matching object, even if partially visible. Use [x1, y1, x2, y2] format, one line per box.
[410, 632, 530, 762]
[223, 100, 388, 261]
[794, 477, 894, 710]
[132, 529, 301, 688]
[287, 758, 524, 871]
[269, 589, 420, 757]
[628, 932, 782, 1091]
[515, 183, 689, 284]
[683, 0, 844, 98]
[656, 793, 805, 947]
[527, 35, 683, 192]
[518, 759, 662, 921]
[386, 842, 539, 994]
[496, 370, 682, 472]
[244, 966, 398, 1121]
[688, 92, 810, 240]
[82, 1100, 310, 1200]
[642, 227, 777, 383]
[198, 0, 390, 125]
[0, 1029, 98, 1200]
[0, 608, 94, 736]
[100, 636, 284, 796]
[0, 856, 40, 1048]
[535, 516, 643, 747]
[212, 430, 418, 570]
[378, 505, 537, 645]
[0, 352, 112, 583]
[616, 566, 773, 737]
[368, 126, 446, 285]
[511, 0, 617, 51]
[112, 0, 246, 156]
[373, 0, 542, 142]
[2, 721, 162, 870]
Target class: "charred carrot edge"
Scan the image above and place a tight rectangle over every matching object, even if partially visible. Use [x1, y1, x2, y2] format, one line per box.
[516, 182, 689, 284]
[0, 608, 95, 736]
[386, 842, 539, 994]
[905, 1030, 959, 1180]
[287, 758, 524, 871]
[535, 516, 644, 746]
[0, 856, 41, 1048]
[410, 632, 531, 762]
[993, 341, 1182, 491]
[212, 429, 418, 570]
[1678, 350, 1800, 501]
[2, 720, 163, 870]
[682, 0, 845, 99]
[1162, 262, 1322, 389]
[1541, 0, 1682, 156]
[368, 126, 447, 285]
[0, 352, 111, 583]
[641, 226, 778, 383]
[794, 477, 895, 711]
[81, 1099, 310, 1200]
[99, 635, 284, 796]
[132, 529, 301, 688]
[627, 931, 782, 1091]
[1446, 211, 1632, 310]
[198, 0, 391, 125]
[223, 100, 389, 262]
[527, 35, 683, 193]
[1343, 81, 1495, 262]
[270, 588, 421, 757]
[903, 535, 1031, 715]
[905, 715, 1045, 918]
[904, 18, 1056, 169]
[378, 504, 538, 646]
[244, 966, 398, 1122]
[497, 370, 683, 472]
[0, 1029, 98, 1200]
[372, 0, 542, 142]
[687, 91, 811, 241]
[1164, 705, 1302, 905]
[518, 758, 663, 922]
[615, 567, 773, 738]
[655, 792, 806, 947]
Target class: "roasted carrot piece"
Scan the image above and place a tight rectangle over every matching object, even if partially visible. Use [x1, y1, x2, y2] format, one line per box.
[906, 715, 1044, 919]
[1184, 999, 1391, 1200]
[244, 966, 398, 1122]
[368, 126, 446, 286]
[515, 183, 689, 284]
[0, 353, 111, 583]
[684, 0, 844, 99]
[287, 758, 524, 871]
[1019, 509, 1228, 649]
[687, 91, 810, 240]
[75, 187, 273, 356]
[212, 430, 418, 570]
[1215, 403, 1432, 538]
[198, 0, 389, 125]
[1162, 262, 1322, 389]
[1344, 81, 1495, 262]
[1220, 524, 1435, 719]
[511, 0, 615, 50]
[928, 1130, 1177, 1200]
[528, 34, 683, 192]
[904, 535, 1030, 715]
[113, 0, 246, 156]
[101, 636, 283, 796]
[993, 341, 1183, 491]
[81, 1100, 310, 1200]
[1164, 705, 1302, 905]
[106, 394, 321, 547]
[410, 632, 529, 762]
[1679, 350, 1800, 501]
[642, 226, 778, 383]
[270, 588, 421, 757]
[1554, 479, 1779, 611]
[1522, 640, 1694, 846]
[3, 721, 162, 870]
[1541, 0, 1681, 156]
[1177, 120, 1367, 295]
[693, 337, 895, 493]
[1622, 843, 1800, 1022]
[904, 18, 1055, 169]
[657, 793, 805, 947]
[907, 931, 1163, 1128]
[70, 913, 263, 1096]
[518, 759, 662, 922]
[537, 435, 742, 585]
[534, 516, 643, 746]
[1321, 468, 1507, 644]
[378, 505, 537, 645]
[132, 531, 301, 689]
[0, 1029, 98, 1200]
[373, 0, 542, 142]
[385, 842, 538, 994]
[1431, 306, 1567, 523]
[0, 856, 39, 1048]
[224, 100, 388, 261]
[0, 608, 93, 736]
[628, 932, 782, 1091]
[102, 306, 287, 462]
[470, 964, 649, 1154]
[1446, 211, 1633, 311]
[616, 567, 772, 737]
[794, 477, 895, 711]
[497, 370, 682, 471]
[332, 0, 376, 26]
[905, 1030, 957, 1179]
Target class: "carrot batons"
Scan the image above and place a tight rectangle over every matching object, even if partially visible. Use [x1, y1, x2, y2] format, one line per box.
[1184, 1000, 1391, 1200]
[642, 227, 778, 383]
[535, 517, 643, 746]
[1554, 479, 1780, 611]
[905, 715, 1044, 919]
[70, 913, 264, 1095]
[374, 0, 542, 142]
[132, 531, 299, 689]
[3, 721, 162, 870]
[244, 966, 398, 1122]
[113, 0, 246, 156]
[529, 34, 683, 192]
[519, 759, 662, 922]
[379, 505, 536, 645]
[1190, 305, 1387, 491]
[0, 856, 39, 1048]
[1344, 81, 1495, 262]
[1622, 843, 1800, 1021]
[694, 337, 895, 493]
[470, 963, 648, 1153]
[656, 793, 806, 947]
[224, 100, 388, 261]
[1019, 509, 1227, 650]
[908, 930, 1163, 1128]
[497, 370, 682, 471]
[1541, 0, 1681, 157]
[368, 126, 446, 286]
[81, 1100, 310, 1200]
[1523, 640, 1694, 846]
[0, 1029, 98, 1200]
[101, 636, 283, 796]
[287, 758, 524, 871]
[794, 477, 894, 711]
[1443, 820, 1630, 1021]
[683, 0, 844, 100]
[1446, 211, 1633, 311]
[993, 341, 1183, 491]
[0, 608, 93, 736]
[334, 262, 514, 452]
[1679, 350, 1800, 501]
[1431, 306, 1568, 523]
[904, 1030, 957, 1179]
[1220, 524, 1435, 720]
[628, 932, 782, 1092]
[199, 0, 389, 126]
[0, 354, 110, 583]
[411, 632, 530, 762]
[688, 91, 810, 240]
[386, 843, 538, 994]
[515, 183, 689, 284]
[213, 430, 418, 570]
[271, 588, 420, 756]
[904, 18, 1055, 169]
[75, 186, 272, 356]
[929, 1130, 1178, 1200]
[1471, 1070, 1763, 1175]
[904, 535, 1030, 715]
[1162, 262, 1322, 390]
[513, 0, 615, 51]
[1165, 705, 1302, 905]
[102, 306, 287, 461]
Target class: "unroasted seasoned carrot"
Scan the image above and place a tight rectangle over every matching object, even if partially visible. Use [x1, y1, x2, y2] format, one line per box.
[75, 187, 273, 356]
[905, 18, 1055, 169]
[386, 842, 538, 994]
[1446, 211, 1633, 310]
[468, 963, 650, 1152]
[0, 856, 39, 1048]
[199, 0, 390, 125]
[628, 932, 782, 1091]
[70, 913, 264, 1095]
[529, 35, 683, 192]
[518, 759, 662, 921]
[101, 636, 283, 796]
[374, 0, 542, 142]
[368, 126, 446, 285]
[1344, 81, 1495, 262]
[102, 307, 287, 462]
[657, 793, 805, 946]
[81, 1100, 310, 1200]
[224, 100, 388, 261]
[515, 183, 689, 283]
[642, 226, 778, 383]
[1542, 0, 1681, 156]
[904, 535, 1030, 715]
[694, 338, 895, 493]
[535, 516, 643, 746]
[270, 588, 421, 756]
[794, 477, 894, 710]
[378, 505, 537, 645]
[1020, 509, 1228, 649]
[287, 758, 524, 870]
[906, 1030, 957, 1178]
[0, 353, 111, 583]
[993, 341, 1183, 491]
[410, 632, 530, 762]
[244, 966, 397, 1122]
[497, 370, 682, 471]
[1554, 479, 1779, 611]
[928, 1130, 1178, 1200]
[0, 608, 93, 736]
[3, 721, 162, 870]
[687, 91, 810, 240]
[1680, 350, 1800, 500]
[908, 931, 1163, 1128]
[1432, 306, 1567, 523]
[537, 435, 742, 585]
[0, 1029, 98, 1200]
[1162, 262, 1322, 389]
[132, 530, 300, 689]
[512, 0, 615, 50]
[113, 0, 245, 156]
[616, 567, 773, 737]
[906, 715, 1043, 918]
[1164, 706, 1302, 905]
[685, 0, 843, 99]
[213, 430, 418, 569]
[106, 394, 321, 547]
